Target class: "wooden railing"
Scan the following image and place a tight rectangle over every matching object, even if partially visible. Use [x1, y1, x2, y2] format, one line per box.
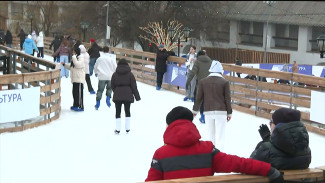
[141, 167, 325, 183]
[6, 35, 325, 136]
[3, 35, 324, 182]
[95, 44, 324, 136]
[203, 47, 290, 64]
[11, 34, 54, 56]
[110, 47, 186, 95]
[0, 45, 61, 133]
[225, 64, 325, 135]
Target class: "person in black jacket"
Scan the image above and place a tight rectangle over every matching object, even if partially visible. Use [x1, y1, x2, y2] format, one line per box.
[17, 29, 27, 51]
[88, 38, 102, 76]
[4, 30, 13, 48]
[49, 36, 62, 62]
[111, 58, 141, 134]
[155, 44, 169, 90]
[235, 57, 242, 78]
[73, 40, 81, 51]
[250, 108, 311, 170]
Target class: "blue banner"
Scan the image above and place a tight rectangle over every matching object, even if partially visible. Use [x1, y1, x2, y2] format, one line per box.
[163, 64, 187, 88]
[321, 68, 325, 78]
[259, 64, 313, 75]
[163, 63, 323, 87]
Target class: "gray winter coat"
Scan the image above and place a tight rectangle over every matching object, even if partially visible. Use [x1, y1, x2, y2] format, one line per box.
[250, 121, 311, 170]
[186, 55, 212, 88]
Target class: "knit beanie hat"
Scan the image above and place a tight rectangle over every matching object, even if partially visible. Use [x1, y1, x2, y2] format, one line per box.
[27, 34, 32, 39]
[90, 38, 95, 42]
[166, 106, 193, 125]
[209, 60, 224, 74]
[272, 108, 301, 125]
[118, 58, 128, 66]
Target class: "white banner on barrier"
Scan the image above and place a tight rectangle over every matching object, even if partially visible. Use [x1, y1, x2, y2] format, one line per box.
[310, 90, 325, 125]
[0, 87, 40, 123]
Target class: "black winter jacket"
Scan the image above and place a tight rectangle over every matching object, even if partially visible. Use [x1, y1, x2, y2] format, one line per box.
[155, 49, 169, 73]
[88, 42, 102, 59]
[50, 37, 61, 53]
[186, 55, 212, 88]
[17, 30, 26, 41]
[250, 121, 311, 170]
[111, 64, 141, 103]
[5, 31, 12, 44]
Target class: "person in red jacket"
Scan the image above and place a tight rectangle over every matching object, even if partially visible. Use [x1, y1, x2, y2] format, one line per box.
[145, 106, 283, 183]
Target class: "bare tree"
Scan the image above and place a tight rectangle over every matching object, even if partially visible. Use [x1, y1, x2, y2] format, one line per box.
[27, 1, 59, 36]
[139, 20, 186, 51]
[52, 1, 228, 50]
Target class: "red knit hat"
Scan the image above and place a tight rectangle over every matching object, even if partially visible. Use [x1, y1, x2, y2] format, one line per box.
[90, 38, 95, 42]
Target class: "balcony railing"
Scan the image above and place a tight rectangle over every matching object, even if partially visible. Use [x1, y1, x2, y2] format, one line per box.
[239, 33, 263, 47]
[272, 36, 298, 50]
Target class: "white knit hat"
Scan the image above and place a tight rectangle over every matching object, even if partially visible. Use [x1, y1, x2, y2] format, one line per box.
[27, 34, 32, 39]
[209, 60, 224, 74]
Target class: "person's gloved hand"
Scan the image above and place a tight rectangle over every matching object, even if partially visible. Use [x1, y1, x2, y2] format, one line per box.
[268, 167, 284, 183]
[259, 124, 270, 142]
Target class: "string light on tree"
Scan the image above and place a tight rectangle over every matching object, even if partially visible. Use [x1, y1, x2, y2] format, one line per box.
[139, 20, 186, 51]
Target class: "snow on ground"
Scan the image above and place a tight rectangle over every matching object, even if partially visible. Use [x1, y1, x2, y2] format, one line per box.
[0, 55, 324, 183]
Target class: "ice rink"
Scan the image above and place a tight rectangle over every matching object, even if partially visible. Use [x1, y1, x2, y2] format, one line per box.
[0, 55, 324, 183]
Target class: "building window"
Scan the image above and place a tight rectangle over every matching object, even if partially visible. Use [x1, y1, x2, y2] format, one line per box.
[11, 3, 23, 20]
[206, 20, 230, 42]
[253, 22, 263, 36]
[0, 2, 8, 17]
[273, 24, 298, 50]
[238, 21, 263, 47]
[310, 26, 325, 52]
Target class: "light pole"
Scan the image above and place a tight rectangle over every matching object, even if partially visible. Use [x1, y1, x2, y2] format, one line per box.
[103, 1, 109, 46]
[263, 1, 275, 63]
[80, 21, 90, 42]
[168, 27, 191, 57]
[316, 34, 325, 58]
[29, 13, 33, 34]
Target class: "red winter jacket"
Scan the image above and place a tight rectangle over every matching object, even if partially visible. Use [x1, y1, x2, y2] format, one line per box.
[145, 119, 271, 181]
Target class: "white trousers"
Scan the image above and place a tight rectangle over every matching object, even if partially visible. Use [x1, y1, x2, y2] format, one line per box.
[116, 118, 121, 131]
[205, 114, 227, 151]
[125, 117, 130, 131]
[116, 117, 131, 131]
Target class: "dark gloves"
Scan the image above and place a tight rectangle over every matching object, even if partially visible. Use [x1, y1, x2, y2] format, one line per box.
[259, 124, 270, 142]
[268, 167, 284, 183]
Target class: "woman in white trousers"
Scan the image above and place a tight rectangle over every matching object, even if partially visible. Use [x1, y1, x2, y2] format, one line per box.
[192, 60, 232, 151]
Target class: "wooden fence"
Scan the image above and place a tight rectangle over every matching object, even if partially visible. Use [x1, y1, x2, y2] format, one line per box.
[203, 47, 290, 64]
[11, 34, 53, 56]
[0, 45, 61, 133]
[107, 46, 324, 136]
[141, 167, 325, 183]
[2, 35, 324, 182]
[5, 35, 325, 136]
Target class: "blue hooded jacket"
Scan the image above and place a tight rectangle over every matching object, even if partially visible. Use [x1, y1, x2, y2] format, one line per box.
[23, 38, 39, 55]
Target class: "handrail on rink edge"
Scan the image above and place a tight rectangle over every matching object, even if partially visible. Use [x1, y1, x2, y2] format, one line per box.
[0, 45, 61, 133]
